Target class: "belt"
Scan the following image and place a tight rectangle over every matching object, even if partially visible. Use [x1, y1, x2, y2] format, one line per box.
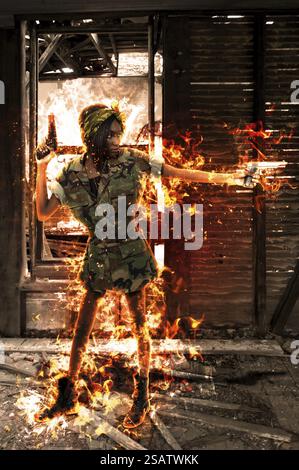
[90, 237, 140, 251]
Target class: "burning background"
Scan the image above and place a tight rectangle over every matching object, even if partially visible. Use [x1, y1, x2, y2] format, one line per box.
[1, 13, 296, 450]
[17, 72, 293, 441]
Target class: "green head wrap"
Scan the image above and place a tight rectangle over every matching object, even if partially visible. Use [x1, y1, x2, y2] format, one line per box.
[82, 104, 126, 142]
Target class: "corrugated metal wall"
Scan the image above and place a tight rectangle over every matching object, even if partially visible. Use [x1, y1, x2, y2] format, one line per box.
[164, 14, 299, 331]
[265, 15, 299, 333]
[187, 15, 255, 327]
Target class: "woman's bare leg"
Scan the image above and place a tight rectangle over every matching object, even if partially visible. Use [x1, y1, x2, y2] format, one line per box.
[69, 287, 105, 380]
[126, 287, 151, 378]
[123, 287, 151, 428]
[37, 287, 104, 421]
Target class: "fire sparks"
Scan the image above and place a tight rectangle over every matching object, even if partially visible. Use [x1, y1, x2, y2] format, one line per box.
[227, 121, 292, 199]
[16, 390, 68, 438]
[27, 81, 293, 437]
[38, 79, 151, 146]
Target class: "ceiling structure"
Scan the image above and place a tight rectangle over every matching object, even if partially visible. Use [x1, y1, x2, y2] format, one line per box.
[27, 16, 162, 80]
[1, 0, 299, 15]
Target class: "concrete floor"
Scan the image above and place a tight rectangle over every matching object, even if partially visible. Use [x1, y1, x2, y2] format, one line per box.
[0, 338, 298, 450]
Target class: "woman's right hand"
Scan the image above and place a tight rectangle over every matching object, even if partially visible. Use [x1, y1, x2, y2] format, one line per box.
[35, 140, 56, 166]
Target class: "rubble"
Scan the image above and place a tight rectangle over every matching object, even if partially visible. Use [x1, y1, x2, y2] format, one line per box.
[0, 343, 298, 450]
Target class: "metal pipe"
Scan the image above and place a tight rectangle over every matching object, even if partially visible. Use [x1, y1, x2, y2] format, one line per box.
[252, 13, 266, 336]
[148, 16, 155, 153]
[35, 31, 44, 261]
[19, 20, 28, 334]
[37, 24, 147, 34]
[29, 22, 37, 277]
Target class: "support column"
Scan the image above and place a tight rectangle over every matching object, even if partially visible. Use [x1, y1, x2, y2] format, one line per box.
[162, 15, 191, 325]
[148, 15, 155, 152]
[28, 22, 38, 271]
[163, 15, 190, 140]
[252, 14, 267, 336]
[0, 20, 27, 336]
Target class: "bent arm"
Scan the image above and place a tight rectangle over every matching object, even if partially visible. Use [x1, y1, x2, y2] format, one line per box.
[163, 163, 240, 186]
[35, 162, 61, 221]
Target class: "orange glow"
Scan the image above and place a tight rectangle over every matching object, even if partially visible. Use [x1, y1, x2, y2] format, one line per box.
[26, 96, 293, 435]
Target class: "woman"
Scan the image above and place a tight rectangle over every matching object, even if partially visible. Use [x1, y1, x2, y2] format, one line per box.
[35, 103, 258, 428]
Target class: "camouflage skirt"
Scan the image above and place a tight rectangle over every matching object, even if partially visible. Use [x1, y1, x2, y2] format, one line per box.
[78, 237, 159, 294]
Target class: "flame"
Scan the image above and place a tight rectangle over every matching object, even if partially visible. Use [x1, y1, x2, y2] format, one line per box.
[30, 83, 294, 435]
[38, 79, 148, 146]
[15, 390, 68, 438]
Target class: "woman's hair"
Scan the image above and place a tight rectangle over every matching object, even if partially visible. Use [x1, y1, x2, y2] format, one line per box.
[78, 103, 124, 171]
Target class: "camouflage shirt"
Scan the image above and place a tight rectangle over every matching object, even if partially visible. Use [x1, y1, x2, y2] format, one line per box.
[49, 147, 164, 294]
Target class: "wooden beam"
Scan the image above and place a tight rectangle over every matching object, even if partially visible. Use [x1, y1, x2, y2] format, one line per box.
[68, 46, 147, 55]
[0, 338, 284, 356]
[37, 24, 148, 34]
[162, 15, 191, 325]
[26, 34, 78, 86]
[153, 13, 162, 54]
[28, 22, 38, 274]
[4, 1, 299, 15]
[70, 410, 147, 450]
[29, 33, 49, 264]
[39, 34, 62, 73]
[148, 16, 155, 152]
[270, 259, 299, 334]
[152, 368, 213, 381]
[252, 14, 267, 336]
[157, 409, 295, 443]
[109, 34, 118, 58]
[19, 20, 28, 334]
[67, 37, 92, 54]
[39, 70, 114, 81]
[163, 15, 191, 140]
[50, 40, 82, 75]
[89, 33, 116, 75]
[109, 33, 119, 75]
[18, 12, 151, 22]
[53, 50, 70, 70]
[0, 363, 36, 378]
[152, 392, 262, 413]
[0, 22, 26, 335]
[20, 20, 28, 276]
[150, 412, 182, 450]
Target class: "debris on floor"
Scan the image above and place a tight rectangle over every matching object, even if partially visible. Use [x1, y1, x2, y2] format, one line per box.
[0, 337, 298, 450]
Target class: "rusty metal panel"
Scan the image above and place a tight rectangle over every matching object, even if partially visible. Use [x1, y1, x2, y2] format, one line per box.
[265, 15, 299, 333]
[183, 16, 255, 327]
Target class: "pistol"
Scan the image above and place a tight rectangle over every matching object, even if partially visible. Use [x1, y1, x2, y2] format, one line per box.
[244, 160, 287, 186]
[36, 113, 58, 160]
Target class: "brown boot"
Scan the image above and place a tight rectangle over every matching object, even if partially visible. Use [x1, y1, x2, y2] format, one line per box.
[36, 376, 78, 422]
[123, 373, 151, 429]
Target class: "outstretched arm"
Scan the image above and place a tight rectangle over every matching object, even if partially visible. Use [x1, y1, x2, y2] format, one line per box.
[162, 163, 257, 187]
[35, 143, 61, 221]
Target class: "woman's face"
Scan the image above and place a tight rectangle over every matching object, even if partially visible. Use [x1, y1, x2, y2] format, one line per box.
[106, 119, 123, 158]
